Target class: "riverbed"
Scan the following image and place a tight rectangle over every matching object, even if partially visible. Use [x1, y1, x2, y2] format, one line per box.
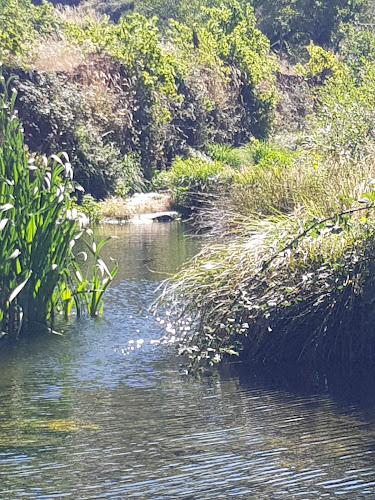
[1, 222, 375, 499]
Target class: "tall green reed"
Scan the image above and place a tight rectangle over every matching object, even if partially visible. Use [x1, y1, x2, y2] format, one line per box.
[0, 67, 117, 339]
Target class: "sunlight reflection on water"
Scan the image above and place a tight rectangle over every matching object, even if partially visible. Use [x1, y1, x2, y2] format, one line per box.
[0, 223, 375, 498]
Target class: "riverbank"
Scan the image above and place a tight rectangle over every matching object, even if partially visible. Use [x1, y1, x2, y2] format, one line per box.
[99, 192, 177, 222]
[154, 55, 375, 372]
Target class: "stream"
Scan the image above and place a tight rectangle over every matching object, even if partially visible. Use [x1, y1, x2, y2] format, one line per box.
[1, 222, 375, 499]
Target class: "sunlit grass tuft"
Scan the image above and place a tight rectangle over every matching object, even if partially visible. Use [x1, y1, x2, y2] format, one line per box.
[156, 204, 375, 371]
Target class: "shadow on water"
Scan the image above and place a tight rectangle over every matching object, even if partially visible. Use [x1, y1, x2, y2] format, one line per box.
[1, 222, 375, 499]
[221, 358, 375, 414]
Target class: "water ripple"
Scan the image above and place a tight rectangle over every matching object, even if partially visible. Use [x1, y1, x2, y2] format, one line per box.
[0, 224, 375, 498]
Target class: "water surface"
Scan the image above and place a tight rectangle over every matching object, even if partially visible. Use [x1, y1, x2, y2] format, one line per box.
[1, 222, 375, 499]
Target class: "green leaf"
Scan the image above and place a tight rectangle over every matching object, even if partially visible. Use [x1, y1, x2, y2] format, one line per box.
[8, 272, 32, 303]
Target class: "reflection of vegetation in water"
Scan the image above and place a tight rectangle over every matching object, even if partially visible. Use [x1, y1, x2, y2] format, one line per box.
[97, 222, 200, 283]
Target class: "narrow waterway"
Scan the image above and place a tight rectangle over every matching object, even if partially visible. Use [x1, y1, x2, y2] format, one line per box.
[1, 222, 375, 499]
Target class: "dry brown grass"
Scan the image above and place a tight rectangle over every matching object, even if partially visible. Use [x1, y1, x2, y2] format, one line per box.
[54, 4, 103, 26]
[100, 193, 174, 219]
[32, 37, 86, 73]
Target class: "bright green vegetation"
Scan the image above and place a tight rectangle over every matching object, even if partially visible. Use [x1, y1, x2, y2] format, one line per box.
[0, 71, 117, 339]
[3, 0, 375, 369]
[0, 0, 59, 58]
[0, 0, 277, 198]
[155, 24, 375, 372]
[152, 157, 234, 210]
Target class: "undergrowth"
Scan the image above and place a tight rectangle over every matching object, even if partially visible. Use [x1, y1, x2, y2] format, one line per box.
[155, 203, 375, 371]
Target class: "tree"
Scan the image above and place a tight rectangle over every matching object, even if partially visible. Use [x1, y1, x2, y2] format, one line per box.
[252, 0, 368, 58]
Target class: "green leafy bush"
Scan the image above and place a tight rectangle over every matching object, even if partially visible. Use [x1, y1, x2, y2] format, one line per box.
[113, 154, 146, 198]
[0, 0, 59, 62]
[340, 25, 375, 79]
[74, 194, 103, 224]
[253, 0, 367, 58]
[169, 1, 277, 139]
[308, 63, 375, 159]
[75, 126, 146, 197]
[246, 139, 296, 168]
[207, 139, 298, 171]
[7, 68, 147, 198]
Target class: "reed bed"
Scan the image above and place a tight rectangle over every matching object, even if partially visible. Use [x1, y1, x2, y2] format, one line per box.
[0, 69, 116, 340]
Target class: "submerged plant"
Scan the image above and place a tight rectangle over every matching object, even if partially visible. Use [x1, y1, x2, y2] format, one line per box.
[0, 68, 116, 338]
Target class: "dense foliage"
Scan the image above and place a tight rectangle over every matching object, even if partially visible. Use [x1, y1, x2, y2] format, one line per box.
[0, 0, 59, 58]
[253, 0, 367, 58]
[1, 0, 277, 197]
[4, 0, 375, 371]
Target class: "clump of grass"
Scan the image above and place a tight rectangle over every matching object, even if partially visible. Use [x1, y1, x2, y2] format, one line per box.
[154, 140, 375, 371]
[206, 139, 297, 170]
[156, 203, 375, 371]
[153, 157, 234, 209]
[229, 149, 374, 217]
[31, 36, 86, 74]
[206, 143, 253, 168]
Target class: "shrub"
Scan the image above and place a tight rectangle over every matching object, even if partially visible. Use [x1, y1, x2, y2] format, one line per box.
[0, 0, 60, 63]
[168, 1, 278, 140]
[114, 155, 147, 198]
[75, 126, 146, 197]
[339, 25, 375, 78]
[6, 67, 147, 198]
[74, 194, 103, 224]
[253, 0, 367, 58]
[307, 63, 375, 160]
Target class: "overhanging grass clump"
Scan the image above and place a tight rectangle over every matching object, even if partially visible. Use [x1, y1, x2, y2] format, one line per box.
[156, 205, 375, 372]
[0, 70, 117, 339]
[152, 157, 235, 211]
